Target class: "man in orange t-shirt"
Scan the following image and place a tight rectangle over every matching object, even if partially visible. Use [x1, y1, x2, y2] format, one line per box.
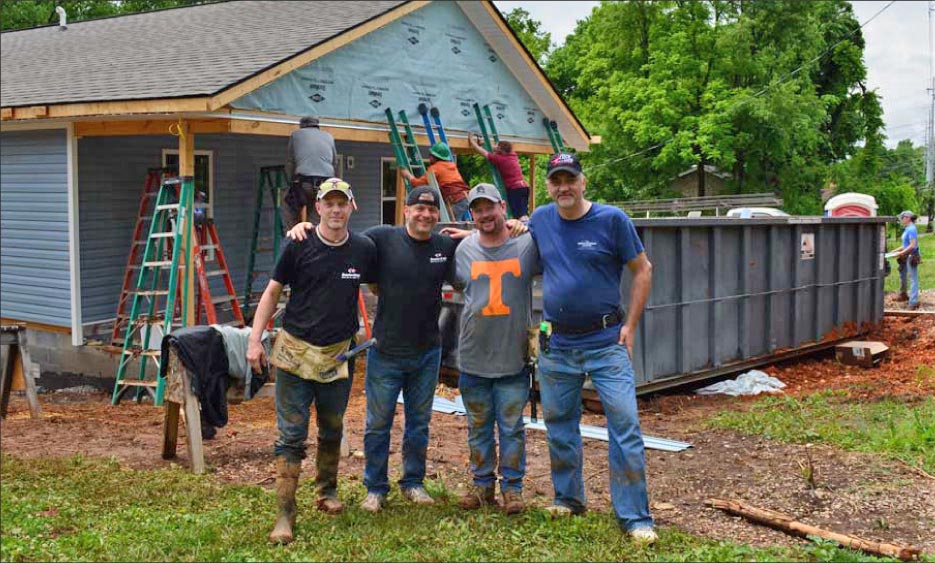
[402, 142, 471, 220]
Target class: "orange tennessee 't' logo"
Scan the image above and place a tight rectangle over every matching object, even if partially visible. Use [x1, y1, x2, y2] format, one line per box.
[470, 258, 521, 316]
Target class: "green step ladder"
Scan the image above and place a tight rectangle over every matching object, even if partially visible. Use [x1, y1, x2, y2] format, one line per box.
[243, 166, 288, 322]
[385, 107, 452, 222]
[472, 103, 511, 217]
[543, 118, 565, 153]
[111, 176, 195, 406]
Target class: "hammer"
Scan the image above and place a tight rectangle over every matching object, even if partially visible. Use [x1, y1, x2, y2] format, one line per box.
[320, 338, 377, 380]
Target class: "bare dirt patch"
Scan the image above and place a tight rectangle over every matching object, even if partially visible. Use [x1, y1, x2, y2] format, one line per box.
[761, 314, 935, 401]
[2, 316, 933, 554]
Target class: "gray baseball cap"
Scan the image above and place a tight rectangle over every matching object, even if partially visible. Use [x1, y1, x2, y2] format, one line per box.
[467, 183, 502, 206]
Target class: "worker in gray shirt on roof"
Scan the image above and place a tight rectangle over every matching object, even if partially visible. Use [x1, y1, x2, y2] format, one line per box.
[443, 183, 539, 515]
[283, 116, 338, 229]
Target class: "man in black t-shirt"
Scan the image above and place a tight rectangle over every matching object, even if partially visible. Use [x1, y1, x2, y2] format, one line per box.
[287, 186, 457, 512]
[249, 178, 375, 545]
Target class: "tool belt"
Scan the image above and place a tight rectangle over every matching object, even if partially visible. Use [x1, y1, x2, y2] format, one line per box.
[549, 310, 624, 335]
[269, 330, 351, 383]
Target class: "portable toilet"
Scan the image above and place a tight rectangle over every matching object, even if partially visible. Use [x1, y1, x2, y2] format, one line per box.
[824, 192, 878, 217]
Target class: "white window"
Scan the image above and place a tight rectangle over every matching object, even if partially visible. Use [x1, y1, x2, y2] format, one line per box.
[161, 149, 214, 218]
[381, 157, 399, 225]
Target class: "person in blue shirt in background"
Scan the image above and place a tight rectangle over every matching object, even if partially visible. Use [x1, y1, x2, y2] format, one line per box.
[893, 210, 922, 310]
[529, 153, 657, 545]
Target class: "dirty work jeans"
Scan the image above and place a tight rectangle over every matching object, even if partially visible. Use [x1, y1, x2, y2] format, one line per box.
[274, 365, 354, 497]
[459, 370, 529, 493]
[899, 259, 920, 306]
[363, 346, 441, 495]
[537, 342, 653, 531]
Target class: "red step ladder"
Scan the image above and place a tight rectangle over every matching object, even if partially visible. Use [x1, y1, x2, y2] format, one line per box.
[191, 220, 245, 327]
[111, 168, 176, 344]
[111, 173, 245, 345]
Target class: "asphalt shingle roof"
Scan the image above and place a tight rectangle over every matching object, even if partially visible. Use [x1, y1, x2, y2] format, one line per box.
[0, 1, 405, 107]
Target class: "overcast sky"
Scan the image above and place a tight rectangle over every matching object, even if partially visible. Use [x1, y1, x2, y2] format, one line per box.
[494, 0, 932, 148]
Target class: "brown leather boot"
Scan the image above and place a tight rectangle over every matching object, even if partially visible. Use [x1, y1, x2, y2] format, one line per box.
[896, 291, 909, 302]
[458, 485, 496, 509]
[315, 437, 344, 515]
[269, 457, 301, 545]
[502, 490, 526, 515]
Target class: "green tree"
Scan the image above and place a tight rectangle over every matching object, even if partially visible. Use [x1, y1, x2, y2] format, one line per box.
[545, 0, 882, 215]
[502, 7, 553, 66]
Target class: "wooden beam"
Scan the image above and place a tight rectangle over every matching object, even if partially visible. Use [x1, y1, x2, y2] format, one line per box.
[527, 153, 537, 215]
[0, 318, 71, 334]
[177, 120, 196, 327]
[208, 1, 431, 111]
[228, 119, 555, 153]
[2, 98, 209, 121]
[75, 119, 230, 137]
[0, 108, 12, 120]
[10, 106, 48, 119]
[229, 119, 296, 137]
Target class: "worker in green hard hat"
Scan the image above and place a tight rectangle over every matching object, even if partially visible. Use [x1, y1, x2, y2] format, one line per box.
[402, 142, 471, 221]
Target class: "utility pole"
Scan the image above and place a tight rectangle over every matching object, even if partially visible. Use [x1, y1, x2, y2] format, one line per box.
[926, 1, 934, 231]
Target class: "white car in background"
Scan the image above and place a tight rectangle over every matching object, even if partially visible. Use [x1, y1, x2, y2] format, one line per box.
[726, 207, 790, 218]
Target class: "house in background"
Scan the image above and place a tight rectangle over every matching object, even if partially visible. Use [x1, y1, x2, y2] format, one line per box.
[670, 165, 731, 197]
[0, 0, 592, 378]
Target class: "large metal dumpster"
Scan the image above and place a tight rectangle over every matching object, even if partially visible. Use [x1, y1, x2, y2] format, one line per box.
[624, 216, 888, 392]
[439, 216, 889, 394]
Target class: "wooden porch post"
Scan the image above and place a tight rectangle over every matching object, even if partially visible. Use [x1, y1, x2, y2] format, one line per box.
[178, 120, 195, 325]
[527, 154, 537, 215]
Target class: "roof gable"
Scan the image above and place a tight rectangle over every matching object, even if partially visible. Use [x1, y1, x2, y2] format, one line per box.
[231, 2, 552, 141]
[0, 1, 403, 107]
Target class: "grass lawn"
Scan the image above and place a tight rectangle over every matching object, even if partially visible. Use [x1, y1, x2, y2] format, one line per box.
[1, 454, 897, 563]
[884, 232, 934, 292]
[709, 392, 935, 473]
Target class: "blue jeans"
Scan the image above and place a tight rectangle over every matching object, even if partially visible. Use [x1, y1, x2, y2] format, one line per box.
[363, 346, 441, 495]
[899, 259, 920, 306]
[452, 198, 471, 222]
[459, 370, 529, 493]
[537, 343, 653, 531]
[274, 365, 354, 496]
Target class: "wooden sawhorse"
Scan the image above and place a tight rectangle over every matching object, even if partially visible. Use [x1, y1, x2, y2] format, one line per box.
[160, 349, 349, 474]
[1, 324, 42, 420]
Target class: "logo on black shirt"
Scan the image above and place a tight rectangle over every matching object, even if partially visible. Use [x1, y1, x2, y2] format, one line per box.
[430, 252, 448, 264]
[341, 267, 361, 280]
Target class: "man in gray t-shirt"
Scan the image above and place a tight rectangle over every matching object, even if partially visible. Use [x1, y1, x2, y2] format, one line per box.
[451, 183, 540, 515]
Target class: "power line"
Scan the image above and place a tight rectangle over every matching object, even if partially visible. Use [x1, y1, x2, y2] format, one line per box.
[582, 1, 896, 175]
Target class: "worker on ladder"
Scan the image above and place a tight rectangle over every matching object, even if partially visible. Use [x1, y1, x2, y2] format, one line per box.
[469, 135, 531, 221]
[284, 116, 338, 229]
[247, 178, 377, 545]
[401, 142, 471, 221]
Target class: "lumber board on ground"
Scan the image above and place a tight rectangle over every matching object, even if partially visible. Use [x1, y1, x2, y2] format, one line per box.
[705, 498, 922, 561]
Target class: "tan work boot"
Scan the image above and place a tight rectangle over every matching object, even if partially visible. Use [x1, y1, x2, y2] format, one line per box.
[458, 485, 496, 509]
[502, 490, 525, 515]
[316, 495, 344, 515]
[401, 486, 435, 505]
[269, 457, 301, 545]
[360, 492, 385, 513]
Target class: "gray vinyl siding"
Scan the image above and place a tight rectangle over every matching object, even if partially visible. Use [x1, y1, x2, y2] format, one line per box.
[77, 134, 394, 323]
[0, 129, 71, 326]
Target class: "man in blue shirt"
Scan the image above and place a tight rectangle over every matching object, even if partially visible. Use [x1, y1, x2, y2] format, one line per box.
[529, 153, 656, 545]
[894, 210, 922, 310]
